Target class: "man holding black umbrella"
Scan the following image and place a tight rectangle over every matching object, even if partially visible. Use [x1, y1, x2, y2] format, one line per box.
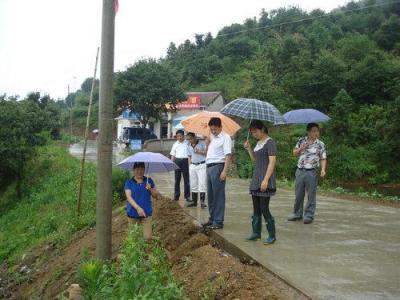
[288, 123, 327, 224]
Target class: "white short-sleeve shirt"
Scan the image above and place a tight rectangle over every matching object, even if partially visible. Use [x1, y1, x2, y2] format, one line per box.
[206, 132, 232, 164]
[170, 140, 189, 159]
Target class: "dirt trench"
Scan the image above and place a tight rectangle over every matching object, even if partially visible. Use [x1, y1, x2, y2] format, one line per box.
[153, 196, 309, 300]
[5, 197, 310, 299]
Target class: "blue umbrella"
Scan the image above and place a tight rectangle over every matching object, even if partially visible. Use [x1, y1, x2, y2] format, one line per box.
[117, 152, 179, 173]
[283, 109, 330, 124]
[172, 115, 188, 129]
[221, 98, 286, 125]
[174, 122, 185, 130]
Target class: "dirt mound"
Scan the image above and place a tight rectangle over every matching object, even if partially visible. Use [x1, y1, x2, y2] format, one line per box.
[154, 196, 309, 300]
[14, 211, 129, 299]
[154, 198, 200, 251]
[9, 195, 309, 299]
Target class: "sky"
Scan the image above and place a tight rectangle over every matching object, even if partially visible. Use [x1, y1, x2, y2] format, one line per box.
[0, 0, 349, 99]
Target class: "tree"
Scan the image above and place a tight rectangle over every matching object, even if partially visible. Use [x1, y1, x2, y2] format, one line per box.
[81, 77, 99, 93]
[374, 15, 400, 51]
[0, 94, 61, 197]
[328, 89, 354, 143]
[114, 59, 185, 128]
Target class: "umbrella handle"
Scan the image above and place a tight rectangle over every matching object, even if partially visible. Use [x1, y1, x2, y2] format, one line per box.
[246, 119, 252, 140]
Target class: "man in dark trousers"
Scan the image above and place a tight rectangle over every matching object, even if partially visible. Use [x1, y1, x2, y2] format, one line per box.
[203, 118, 232, 230]
[170, 130, 191, 202]
[288, 123, 327, 224]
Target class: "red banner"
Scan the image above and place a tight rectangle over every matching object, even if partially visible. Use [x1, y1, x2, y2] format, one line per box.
[176, 96, 201, 109]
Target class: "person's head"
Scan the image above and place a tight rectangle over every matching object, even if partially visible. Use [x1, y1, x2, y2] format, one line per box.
[133, 162, 145, 178]
[249, 120, 268, 140]
[208, 117, 222, 136]
[306, 123, 320, 139]
[176, 130, 185, 142]
[187, 132, 197, 144]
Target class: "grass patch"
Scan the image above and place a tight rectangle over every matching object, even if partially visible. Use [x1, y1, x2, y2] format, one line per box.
[78, 225, 187, 299]
[0, 143, 128, 265]
[277, 179, 400, 203]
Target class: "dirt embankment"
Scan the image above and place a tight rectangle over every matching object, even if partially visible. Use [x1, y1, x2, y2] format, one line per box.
[154, 197, 309, 300]
[4, 211, 129, 299]
[4, 197, 309, 299]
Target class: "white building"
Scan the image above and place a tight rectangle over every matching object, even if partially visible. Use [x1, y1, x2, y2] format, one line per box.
[153, 91, 225, 138]
[115, 109, 142, 141]
[115, 92, 225, 140]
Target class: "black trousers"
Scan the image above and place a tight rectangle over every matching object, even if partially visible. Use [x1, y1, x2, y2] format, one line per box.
[174, 158, 190, 200]
[252, 195, 273, 221]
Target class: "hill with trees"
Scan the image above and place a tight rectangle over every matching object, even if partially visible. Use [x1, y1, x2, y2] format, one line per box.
[162, 0, 400, 184]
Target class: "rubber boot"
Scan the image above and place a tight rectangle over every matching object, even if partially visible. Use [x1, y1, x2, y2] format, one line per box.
[264, 218, 276, 245]
[246, 216, 261, 241]
[187, 192, 198, 207]
[200, 192, 207, 208]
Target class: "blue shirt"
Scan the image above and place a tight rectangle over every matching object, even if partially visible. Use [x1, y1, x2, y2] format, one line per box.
[188, 140, 206, 164]
[124, 176, 155, 218]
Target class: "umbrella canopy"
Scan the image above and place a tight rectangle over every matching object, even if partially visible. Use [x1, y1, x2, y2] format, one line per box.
[181, 111, 241, 137]
[174, 122, 185, 130]
[117, 152, 179, 172]
[221, 98, 286, 125]
[283, 109, 330, 124]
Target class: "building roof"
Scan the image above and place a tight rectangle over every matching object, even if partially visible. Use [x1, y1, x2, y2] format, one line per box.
[186, 91, 222, 107]
[115, 109, 141, 120]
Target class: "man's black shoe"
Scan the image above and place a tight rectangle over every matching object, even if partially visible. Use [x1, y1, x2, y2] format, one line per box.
[304, 218, 313, 224]
[202, 220, 213, 227]
[208, 224, 223, 230]
[287, 216, 302, 221]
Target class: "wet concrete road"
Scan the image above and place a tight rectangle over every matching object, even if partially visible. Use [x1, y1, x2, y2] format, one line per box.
[154, 173, 400, 300]
[68, 144, 400, 299]
[69, 140, 127, 165]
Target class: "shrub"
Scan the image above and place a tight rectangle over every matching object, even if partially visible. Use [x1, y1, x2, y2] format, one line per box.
[78, 225, 187, 299]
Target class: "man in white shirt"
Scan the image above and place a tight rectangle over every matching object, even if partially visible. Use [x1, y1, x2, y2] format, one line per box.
[187, 132, 207, 208]
[170, 130, 191, 202]
[203, 117, 232, 230]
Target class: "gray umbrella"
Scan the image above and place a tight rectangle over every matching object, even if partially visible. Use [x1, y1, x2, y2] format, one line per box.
[221, 98, 286, 125]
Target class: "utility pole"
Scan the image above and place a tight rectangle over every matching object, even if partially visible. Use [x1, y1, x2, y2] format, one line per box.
[96, 0, 115, 260]
[77, 47, 100, 217]
[68, 84, 73, 142]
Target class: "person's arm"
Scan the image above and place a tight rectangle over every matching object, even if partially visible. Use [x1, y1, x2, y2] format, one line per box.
[220, 136, 232, 181]
[146, 180, 160, 199]
[320, 159, 327, 177]
[293, 143, 306, 156]
[320, 143, 327, 177]
[260, 156, 276, 192]
[170, 143, 176, 161]
[244, 140, 255, 162]
[220, 154, 231, 181]
[125, 189, 146, 217]
[195, 142, 207, 155]
[203, 138, 210, 156]
[149, 187, 160, 199]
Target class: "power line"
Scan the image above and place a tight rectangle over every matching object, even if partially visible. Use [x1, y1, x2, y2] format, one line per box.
[216, 0, 400, 38]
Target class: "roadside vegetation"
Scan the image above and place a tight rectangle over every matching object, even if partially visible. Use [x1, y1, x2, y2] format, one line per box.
[78, 225, 187, 300]
[0, 144, 127, 265]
